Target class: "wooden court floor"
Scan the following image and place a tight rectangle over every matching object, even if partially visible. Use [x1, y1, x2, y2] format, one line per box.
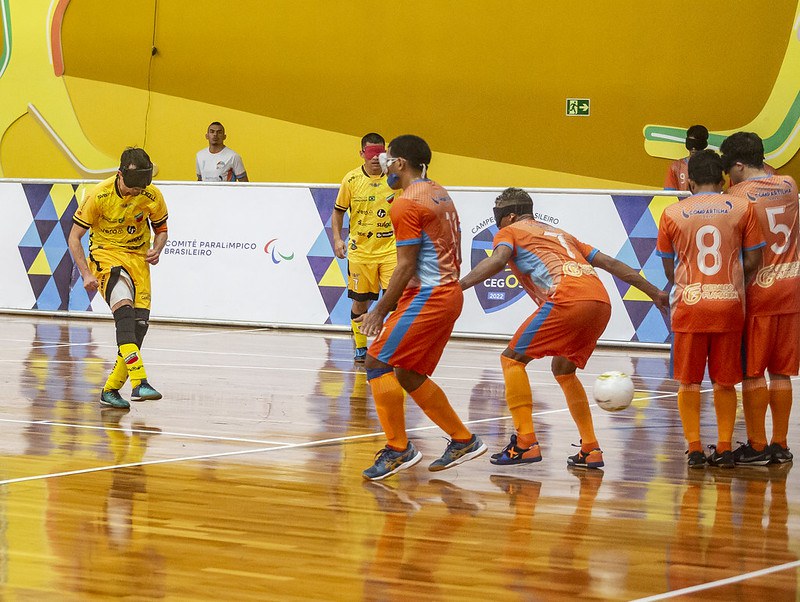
[0, 314, 798, 601]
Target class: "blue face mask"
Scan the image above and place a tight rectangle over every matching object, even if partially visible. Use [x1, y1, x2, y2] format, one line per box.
[387, 172, 401, 189]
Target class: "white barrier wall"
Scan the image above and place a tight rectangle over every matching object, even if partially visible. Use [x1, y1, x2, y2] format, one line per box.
[0, 180, 687, 344]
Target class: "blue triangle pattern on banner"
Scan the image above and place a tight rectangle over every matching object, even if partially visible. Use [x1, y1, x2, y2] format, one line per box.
[614, 238, 641, 270]
[19, 222, 42, 248]
[310, 188, 339, 228]
[328, 289, 352, 325]
[43, 226, 69, 269]
[612, 196, 651, 235]
[36, 277, 61, 310]
[635, 305, 670, 343]
[308, 230, 334, 257]
[642, 251, 669, 289]
[69, 280, 91, 311]
[35, 199, 59, 221]
[22, 183, 51, 218]
[630, 209, 658, 238]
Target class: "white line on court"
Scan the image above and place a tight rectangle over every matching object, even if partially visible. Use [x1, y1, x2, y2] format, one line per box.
[0, 407, 576, 487]
[631, 560, 800, 601]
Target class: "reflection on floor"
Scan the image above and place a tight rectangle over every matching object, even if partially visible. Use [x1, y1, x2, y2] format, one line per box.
[0, 315, 797, 600]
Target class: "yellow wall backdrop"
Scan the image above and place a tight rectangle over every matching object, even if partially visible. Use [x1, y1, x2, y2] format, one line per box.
[1, 0, 799, 187]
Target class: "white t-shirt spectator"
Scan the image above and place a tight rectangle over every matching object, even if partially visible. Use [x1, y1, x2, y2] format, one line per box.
[196, 147, 247, 181]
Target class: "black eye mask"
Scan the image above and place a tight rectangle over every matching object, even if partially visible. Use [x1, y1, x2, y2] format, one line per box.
[121, 166, 153, 188]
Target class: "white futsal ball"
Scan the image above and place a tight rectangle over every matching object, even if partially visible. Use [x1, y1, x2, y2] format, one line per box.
[592, 371, 635, 412]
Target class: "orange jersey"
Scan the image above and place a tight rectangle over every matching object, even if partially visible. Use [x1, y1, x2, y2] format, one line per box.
[665, 158, 690, 191]
[493, 219, 609, 306]
[728, 175, 799, 316]
[656, 192, 764, 332]
[390, 179, 461, 288]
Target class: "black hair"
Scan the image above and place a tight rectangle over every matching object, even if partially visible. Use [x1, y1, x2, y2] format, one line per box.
[685, 124, 709, 151]
[495, 187, 533, 212]
[361, 132, 385, 148]
[687, 149, 724, 185]
[119, 147, 152, 170]
[387, 135, 432, 171]
[208, 121, 224, 131]
[720, 132, 765, 170]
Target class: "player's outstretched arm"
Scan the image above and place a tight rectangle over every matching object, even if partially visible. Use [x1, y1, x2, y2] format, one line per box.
[591, 251, 669, 311]
[460, 245, 513, 291]
[359, 244, 419, 336]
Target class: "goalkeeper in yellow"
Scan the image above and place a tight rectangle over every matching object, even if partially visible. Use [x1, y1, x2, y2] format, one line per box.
[68, 147, 168, 409]
[333, 133, 399, 362]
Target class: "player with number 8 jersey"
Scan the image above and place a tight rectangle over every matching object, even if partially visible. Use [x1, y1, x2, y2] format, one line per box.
[657, 149, 765, 467]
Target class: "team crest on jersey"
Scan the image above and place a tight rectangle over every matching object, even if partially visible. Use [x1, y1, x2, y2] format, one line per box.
[681, 283, 702, 305]
[135, 211, 144, 222]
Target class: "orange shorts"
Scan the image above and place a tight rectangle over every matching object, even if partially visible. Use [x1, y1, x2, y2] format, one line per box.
[743, 312, 800, 377]
[671, 330, 743, 386]
[368, 282, 462, 376]
[509, 300, 611, 369]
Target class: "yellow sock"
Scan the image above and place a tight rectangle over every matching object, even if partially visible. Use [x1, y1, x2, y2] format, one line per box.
[104, 354, 129, 391]
[500, 355, 535, 438]
[742, 377, 769, 448]
[555, 373, 598, 450]
[678, 384, 702, 447]
[369, 372, 407, 450]
[351, 315, 367, 349]
[713, 384, 737, 450]
[119, 343, 147, 387]
[409, 378, 471, 441]
[769, 379, 793, 446]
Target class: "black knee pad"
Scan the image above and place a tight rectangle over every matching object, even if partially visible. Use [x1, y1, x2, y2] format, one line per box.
[112, 305, 137, 347]
[134, 308, 150, 348]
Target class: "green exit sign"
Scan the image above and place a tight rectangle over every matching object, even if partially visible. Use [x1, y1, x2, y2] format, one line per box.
[566, 98, 590, 116]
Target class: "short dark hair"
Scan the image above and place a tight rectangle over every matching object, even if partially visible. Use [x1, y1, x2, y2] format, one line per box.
[688, 150, 724, 185]
[495, 187, 533, 214]
[119, 147, 152, 170]
[720, 132, 765, 169]
[208, 121, 224, 131]
[388, 135, 432, 170]
[361, 132, 385, 148]
[685, 124, 709, 151]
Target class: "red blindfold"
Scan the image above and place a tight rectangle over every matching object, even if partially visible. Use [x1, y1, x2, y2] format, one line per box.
[363, 144, 386, 160]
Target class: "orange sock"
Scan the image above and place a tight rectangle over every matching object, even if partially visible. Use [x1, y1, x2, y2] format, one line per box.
[713, 384, 737, 452]
[555, 373, 597, 452]
[500, 355, 536, 440]
[369, 372, 408, 450]
[769, 378, 793, 446]
[742, 377, 769, 449]
[678, 384, 702, 448]
[409, 378, 471, 441]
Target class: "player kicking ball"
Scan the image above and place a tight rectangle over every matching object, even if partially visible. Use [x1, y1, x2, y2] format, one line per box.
[460, 188, 668, 469]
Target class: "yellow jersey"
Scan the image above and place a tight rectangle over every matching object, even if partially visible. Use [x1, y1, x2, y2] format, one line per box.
[73, 176, 168, 257]
[334, 166, 397, 262]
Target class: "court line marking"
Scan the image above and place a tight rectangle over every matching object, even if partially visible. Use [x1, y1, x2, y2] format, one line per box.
[0, 407, 574, 487]
[631, 559, 800, 601]
[0, 356, 684, 389]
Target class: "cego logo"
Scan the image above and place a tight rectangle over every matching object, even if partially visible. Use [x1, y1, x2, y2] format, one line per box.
[470, 223, 526, 313]
[264, 239, 295, 264]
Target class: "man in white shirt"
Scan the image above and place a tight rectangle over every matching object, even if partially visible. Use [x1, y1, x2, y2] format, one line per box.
[195, 122, 249, 182]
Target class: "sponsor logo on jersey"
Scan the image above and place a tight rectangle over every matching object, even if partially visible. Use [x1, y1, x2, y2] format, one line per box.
[755, 261, 800, 288]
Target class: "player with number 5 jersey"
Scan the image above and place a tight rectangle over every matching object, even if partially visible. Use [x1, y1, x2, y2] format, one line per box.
[722, 132, 799, 465]
[657, 149, 765, 468]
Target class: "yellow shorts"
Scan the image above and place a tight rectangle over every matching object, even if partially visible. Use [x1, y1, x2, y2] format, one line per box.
[89, 248, 152, 309]
[348, 256, 396, 301]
